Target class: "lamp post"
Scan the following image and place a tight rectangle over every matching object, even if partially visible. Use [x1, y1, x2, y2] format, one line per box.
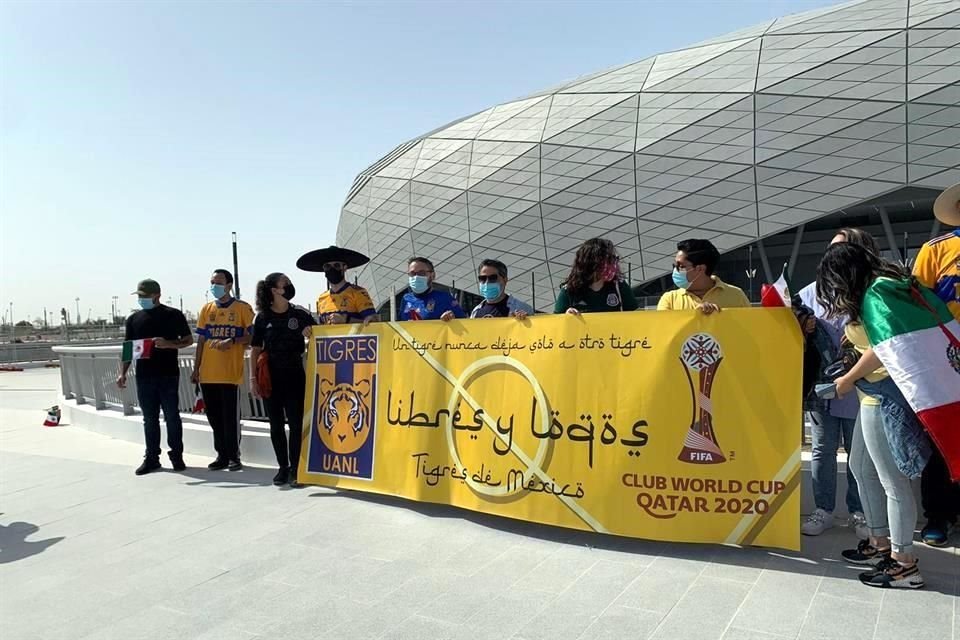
[232, 231, 241, 300]
[9, 302, 15, 362]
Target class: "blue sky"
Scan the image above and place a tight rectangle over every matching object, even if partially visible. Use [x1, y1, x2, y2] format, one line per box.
[0, 0, 835, 323]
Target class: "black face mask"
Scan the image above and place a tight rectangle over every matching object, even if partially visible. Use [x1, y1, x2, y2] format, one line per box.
[282, 283, 296, 300]
[324, 267, 345, 285]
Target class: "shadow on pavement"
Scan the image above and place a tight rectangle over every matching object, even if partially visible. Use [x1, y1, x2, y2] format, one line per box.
[308, 488, 958, 597]
[177, 466, 275, 488]
[0, 515, 65, 565]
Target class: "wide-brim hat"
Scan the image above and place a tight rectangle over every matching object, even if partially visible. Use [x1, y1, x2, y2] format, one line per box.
[933, 182, 960, 226]
[296, 246, 370, 271]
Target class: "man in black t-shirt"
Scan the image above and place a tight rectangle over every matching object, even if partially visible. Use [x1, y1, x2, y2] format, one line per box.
[117, 279, 193, 476]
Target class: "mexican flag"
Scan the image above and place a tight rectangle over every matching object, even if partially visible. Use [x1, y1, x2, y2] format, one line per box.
[121, 338, 155, 362]
[761, 264, 792, 308]
[863, 277, 960, 481]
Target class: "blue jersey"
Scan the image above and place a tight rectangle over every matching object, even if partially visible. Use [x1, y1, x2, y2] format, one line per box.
[400, 290, 465, 321]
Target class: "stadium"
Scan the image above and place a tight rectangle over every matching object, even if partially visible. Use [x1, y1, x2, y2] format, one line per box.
[335, 0, 959, 311]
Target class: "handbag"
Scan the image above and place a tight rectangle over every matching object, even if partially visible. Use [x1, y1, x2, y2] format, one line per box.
[255, 351, 272, 399]
[823, 335, 862, 380]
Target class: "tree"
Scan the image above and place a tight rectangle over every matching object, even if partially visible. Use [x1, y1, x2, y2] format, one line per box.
[15, 320, 32, 327]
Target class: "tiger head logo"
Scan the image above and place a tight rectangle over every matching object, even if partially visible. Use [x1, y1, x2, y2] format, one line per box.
[317, 379, 372, 455]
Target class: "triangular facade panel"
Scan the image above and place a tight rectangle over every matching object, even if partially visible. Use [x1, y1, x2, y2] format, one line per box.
[338, 0, 959, 306]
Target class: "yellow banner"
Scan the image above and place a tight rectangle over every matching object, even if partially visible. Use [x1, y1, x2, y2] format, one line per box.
[299, 310, 802, 550]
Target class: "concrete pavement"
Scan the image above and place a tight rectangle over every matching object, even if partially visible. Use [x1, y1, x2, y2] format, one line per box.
[1, 369, 957, 640]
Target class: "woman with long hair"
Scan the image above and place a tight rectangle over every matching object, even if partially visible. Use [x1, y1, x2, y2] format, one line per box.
[831, 227, 880, 254]
[250, 272, 316, 487]
[797, 228, 880, 539]
[816, 243, 938, 589]
[554, 238, 638, 314]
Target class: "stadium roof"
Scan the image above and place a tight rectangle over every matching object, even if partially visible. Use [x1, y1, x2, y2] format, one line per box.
[336, 0, 960, 309]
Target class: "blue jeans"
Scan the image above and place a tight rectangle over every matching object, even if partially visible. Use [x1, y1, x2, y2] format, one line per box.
[808, 411, 862, 514]
[136, 375, 184, 460]
[849, 403, 917, 555]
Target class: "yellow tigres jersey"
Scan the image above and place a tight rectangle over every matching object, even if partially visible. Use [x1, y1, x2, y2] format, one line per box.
[316, 284, 376, 324]
[197, 299, 255, 385]
[913, 230, 960, 322]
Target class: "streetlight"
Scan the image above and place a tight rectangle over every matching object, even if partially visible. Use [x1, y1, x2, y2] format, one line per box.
[746, 244, 757, 302]
[8, 302, 15, 361]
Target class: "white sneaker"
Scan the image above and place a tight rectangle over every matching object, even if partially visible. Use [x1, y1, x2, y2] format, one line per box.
[849, 512, 869, 540]
[802, 508, 835, 536]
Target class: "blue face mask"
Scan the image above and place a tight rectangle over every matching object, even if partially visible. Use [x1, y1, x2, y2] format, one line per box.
[210, 284, 227, 299]
[409, 275, 429, 294]
[672, 268, 689, 290]
[479, 282, 502, 301]
[138, 297, 156, 310]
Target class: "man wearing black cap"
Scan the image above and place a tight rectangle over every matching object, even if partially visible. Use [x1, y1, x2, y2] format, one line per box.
[297, 245, 377, 326]
[116, 279, 193, 475]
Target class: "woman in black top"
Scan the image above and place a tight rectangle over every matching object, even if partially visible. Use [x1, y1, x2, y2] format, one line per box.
[554, 238, 639, 314]
[250, 272, 316, 486]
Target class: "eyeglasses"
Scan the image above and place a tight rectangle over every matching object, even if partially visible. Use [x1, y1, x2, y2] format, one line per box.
[322, 262, 347, 271]
[477, 274, 501, 283]
[407, 269, 433, 277]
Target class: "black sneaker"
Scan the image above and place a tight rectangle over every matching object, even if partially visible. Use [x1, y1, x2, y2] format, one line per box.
[208, 458, 229, 471]
[289, 468, 300, 488]
[135, 458, 162, 476]
[273, 467, 289, 486]
[859, 558, 925, 589]
[842, 539, 891, 566]
[228, 459, 243, 471]
[169, 454, 186, 472]
[920, 519, 951, 547]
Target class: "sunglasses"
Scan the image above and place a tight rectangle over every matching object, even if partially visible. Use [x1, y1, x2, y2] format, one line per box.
[477, 274, 501, 283]
[322, 262, 347, 271]
[407, 269, 433, 277]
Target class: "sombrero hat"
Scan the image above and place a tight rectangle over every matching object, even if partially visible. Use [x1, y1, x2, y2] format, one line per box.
[933, 182, 960, 226]
[296, 246, 370, 272]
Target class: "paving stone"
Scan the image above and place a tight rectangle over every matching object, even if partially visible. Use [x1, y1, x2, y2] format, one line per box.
[730, 568, 822, 637]
[798, 593, 881, 640]
[650, 576, 752, 640]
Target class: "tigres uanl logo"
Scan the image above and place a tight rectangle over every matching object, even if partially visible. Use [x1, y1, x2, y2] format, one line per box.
[307, 335, 378, 479]
[318, 380, 372, 455]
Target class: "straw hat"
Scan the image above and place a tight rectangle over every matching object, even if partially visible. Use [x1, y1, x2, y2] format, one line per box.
[933, 182, 960, 226]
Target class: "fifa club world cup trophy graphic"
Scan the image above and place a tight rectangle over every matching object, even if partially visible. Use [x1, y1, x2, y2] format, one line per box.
[678, 333, 726, 464]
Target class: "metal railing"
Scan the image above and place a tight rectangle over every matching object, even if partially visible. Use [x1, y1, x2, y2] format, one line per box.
[53, 344, 271, 421]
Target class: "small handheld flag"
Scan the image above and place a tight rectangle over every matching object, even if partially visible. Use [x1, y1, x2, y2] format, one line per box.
[193, 385, 205, 414]
[121, 338, 155, 363]
[43, 405, 62, 427]
[761, 264, 792, 308]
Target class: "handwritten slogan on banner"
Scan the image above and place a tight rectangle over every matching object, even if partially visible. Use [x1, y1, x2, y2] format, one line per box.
[299, 310, 803, 550]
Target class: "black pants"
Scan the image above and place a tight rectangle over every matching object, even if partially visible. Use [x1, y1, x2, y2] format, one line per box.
[201, 383, 240, 462]
[264, 366, 306, 469]
[136, 375, 183, 460]
[921, 446, 960, 523]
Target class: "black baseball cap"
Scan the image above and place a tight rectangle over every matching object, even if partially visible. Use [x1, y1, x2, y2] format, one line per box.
[132, 279, 161, 296]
